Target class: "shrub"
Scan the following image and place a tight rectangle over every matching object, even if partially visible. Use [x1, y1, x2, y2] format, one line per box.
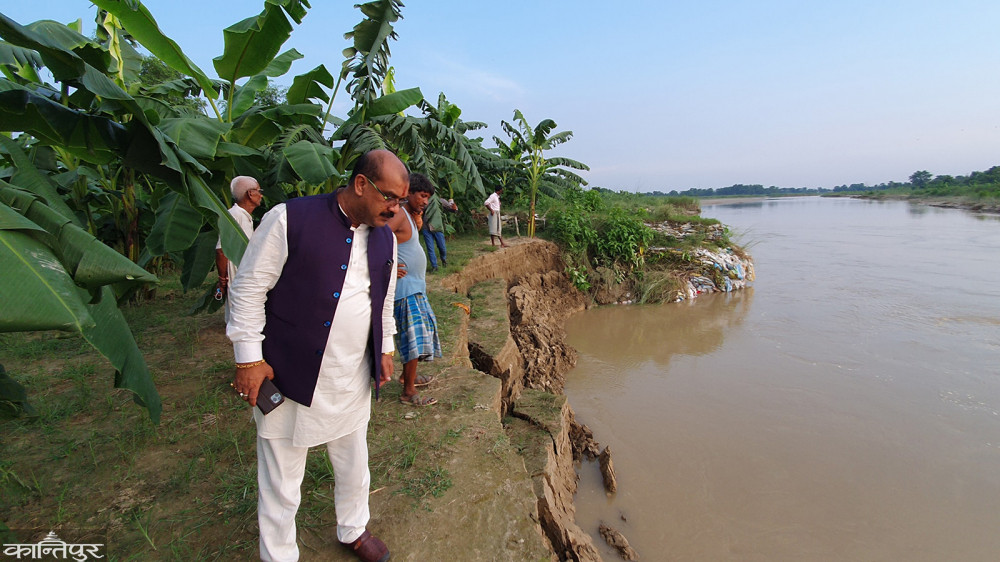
[594, 207, 653, 270]
[548, 205, 597, 258]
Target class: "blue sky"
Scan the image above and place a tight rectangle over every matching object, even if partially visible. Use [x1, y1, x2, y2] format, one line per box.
[6, 1, 1000, 191]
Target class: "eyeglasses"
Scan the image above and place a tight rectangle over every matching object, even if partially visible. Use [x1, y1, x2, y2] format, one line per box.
[363, 175, 402, 207]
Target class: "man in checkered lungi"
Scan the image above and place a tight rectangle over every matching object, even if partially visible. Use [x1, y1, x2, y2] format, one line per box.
[388, 172, 442, 406]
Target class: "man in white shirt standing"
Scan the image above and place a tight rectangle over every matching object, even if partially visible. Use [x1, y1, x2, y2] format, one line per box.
[215, 176, 262, 322]
[484, 185, 508, 248]
[227, 150, 407, 562]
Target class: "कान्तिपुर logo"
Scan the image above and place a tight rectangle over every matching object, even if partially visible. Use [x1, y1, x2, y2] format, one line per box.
[2, 531, 105, 561]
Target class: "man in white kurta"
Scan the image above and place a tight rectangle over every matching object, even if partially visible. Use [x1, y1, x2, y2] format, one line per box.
[227, 150, 408, 562]
[484, 186, 507, 247]
[216, 176, 261, 323]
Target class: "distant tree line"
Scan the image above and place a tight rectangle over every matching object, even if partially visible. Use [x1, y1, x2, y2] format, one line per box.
[587, 165, 1000, 198]
[589, 184, 830, 197]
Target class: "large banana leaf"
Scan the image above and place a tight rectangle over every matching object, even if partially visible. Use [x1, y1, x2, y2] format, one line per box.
[231, 103, 322, 148]
[0, 135, 79, 225]
[140, 76, 205, 99]
[0, 84, 129, 165]
[341, 0, 403, 104]
[261, 48, 303, 78]
[1, 188, 162, 420]
[332, 87, 422, 139]
[91, 0, 218, 99]
[0, 14, 85, 82]
[181, 230, 221, 292]
[79, 284, 161, 423]
[146, 190, 203, 256]
[0, 204, 94, 332]
[0, 184, 157, 291]
[229, 74, 268, 119]
[0, 17, 135, 107]
[0, 41, 44, 84]
[214, 142, 264, 158]
[122, 118, 205, 180]
[286, 64, 333, 105]
[157, 117, 232, 159]
[547, 156, 590, 172]
[230, 112, 282, 148]
[283, 140, 337, 185]
[213, 1, 310, 84]
[24, 20, 110, 74]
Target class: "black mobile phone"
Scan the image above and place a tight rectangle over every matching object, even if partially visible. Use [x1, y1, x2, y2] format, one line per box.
[256, 378, 285, 415]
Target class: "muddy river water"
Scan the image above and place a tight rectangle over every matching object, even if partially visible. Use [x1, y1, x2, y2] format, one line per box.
[565, 197, 1000, 561]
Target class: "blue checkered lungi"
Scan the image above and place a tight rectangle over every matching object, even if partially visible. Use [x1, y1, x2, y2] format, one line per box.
[393, 292, 442, 364]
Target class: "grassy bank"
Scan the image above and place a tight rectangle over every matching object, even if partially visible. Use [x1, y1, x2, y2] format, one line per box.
[1, 233, 538, 560]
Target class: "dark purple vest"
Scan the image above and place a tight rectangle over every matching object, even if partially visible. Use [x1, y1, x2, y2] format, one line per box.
[261, 192, 395, 406]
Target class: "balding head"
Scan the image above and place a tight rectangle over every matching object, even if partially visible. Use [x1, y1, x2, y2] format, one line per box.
[349, 150, 407, 186]
[343, 150, 409, 228]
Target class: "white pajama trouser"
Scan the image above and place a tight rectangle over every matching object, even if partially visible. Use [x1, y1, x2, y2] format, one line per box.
[256, 426, 371, 562]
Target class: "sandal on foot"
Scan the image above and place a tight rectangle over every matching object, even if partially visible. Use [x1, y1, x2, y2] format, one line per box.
[399, 393, 437, 406]
[340, 529, 389, 562]
[398, 374, 435, 387]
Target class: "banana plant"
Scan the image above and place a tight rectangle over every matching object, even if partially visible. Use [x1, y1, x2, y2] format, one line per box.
[499, 110, 590, 237]
[0, 10, 238, 421]
[333, 0, 424, 171]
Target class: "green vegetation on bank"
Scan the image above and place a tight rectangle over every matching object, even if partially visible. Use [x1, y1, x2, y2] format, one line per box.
[824, 168, 1000, 211]
[503, 185, 744, 304]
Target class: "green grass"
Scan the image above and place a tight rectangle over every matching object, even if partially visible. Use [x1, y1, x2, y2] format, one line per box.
[396, 466, 453, 510]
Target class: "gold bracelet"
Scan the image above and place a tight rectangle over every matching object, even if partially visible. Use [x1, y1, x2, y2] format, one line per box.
[236, 359, 266, 369]
[383, 350, 394, 357]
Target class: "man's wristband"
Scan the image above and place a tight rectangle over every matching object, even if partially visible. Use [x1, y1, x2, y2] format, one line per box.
[236, 359, 266, 369]
[383, 350, 394, 356]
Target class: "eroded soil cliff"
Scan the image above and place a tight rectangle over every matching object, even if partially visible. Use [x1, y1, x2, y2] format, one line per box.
[448, 240, 603, 561]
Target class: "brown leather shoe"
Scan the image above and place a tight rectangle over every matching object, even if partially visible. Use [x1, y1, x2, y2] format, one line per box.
[341, 529, 389, 562]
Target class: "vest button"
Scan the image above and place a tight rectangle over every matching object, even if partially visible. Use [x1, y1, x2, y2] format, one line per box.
[346, 237, 352, 243]
[341, 264, 347, 270]
[333, 292, 340, 298]
[315, 350, 322, 355]
[323, 321, 331, 327]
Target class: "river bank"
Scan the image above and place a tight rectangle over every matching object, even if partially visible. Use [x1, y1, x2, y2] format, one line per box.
[427, 231, 753, 561]
[702, 193, 1000, 214]
[0, 230, 752, 561]
[851, 193, 1000, 213]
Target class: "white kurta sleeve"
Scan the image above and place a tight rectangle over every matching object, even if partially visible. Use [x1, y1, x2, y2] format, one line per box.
[227, 204, 289, 363]
[381, 235, 398, 352]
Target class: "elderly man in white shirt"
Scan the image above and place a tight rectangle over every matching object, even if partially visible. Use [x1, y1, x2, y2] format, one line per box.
[227, 150, 407, 562]
[483, 185, 507, 248]
[215, 175, 262, 322]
